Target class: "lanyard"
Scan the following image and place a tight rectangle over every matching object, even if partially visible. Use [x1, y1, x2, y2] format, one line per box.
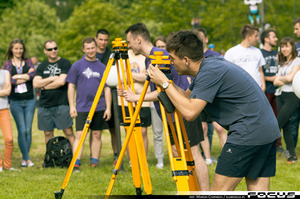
[15, 60, 23, 74]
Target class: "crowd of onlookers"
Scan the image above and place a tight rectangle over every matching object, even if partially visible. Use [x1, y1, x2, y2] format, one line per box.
[0, 18, 300, 192]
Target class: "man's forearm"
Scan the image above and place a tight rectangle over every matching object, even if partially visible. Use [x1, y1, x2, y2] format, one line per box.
[33, 77, 55, 88]
[104, 87, 112, 110]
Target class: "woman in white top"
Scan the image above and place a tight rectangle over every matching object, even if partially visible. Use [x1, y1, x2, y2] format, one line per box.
[274, 37, 300, 164]
[0, 68, 17, 171]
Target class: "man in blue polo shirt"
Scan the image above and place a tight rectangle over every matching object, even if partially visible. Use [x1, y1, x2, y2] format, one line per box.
[148, 30, 281, 191]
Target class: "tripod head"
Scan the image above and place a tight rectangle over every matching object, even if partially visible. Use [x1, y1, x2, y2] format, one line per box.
[149, 51, 171, 75]
[149, 51, 170, 65]
[112, 38, 128, 52]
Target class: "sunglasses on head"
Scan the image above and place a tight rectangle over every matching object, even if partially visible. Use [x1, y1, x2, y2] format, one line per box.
[46, 47, 58, 51]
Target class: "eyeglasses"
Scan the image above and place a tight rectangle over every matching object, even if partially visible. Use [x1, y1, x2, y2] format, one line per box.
[45, 47, 58, 51]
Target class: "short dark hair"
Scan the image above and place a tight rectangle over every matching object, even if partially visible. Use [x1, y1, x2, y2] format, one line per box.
[293, 18, 300, 26]
[260, 29, 276, 45]
[278, 37, 297, 66]
[153, 36, 166, 47]
[96, 29, 110, 38]
[240, 24, 259, 40]
[197, 28, 207, 38]
[166, 30, 203, 61]
[125, 23, 151, 42]
[44, 40, 57, 49]
[82, 37, 97, 48]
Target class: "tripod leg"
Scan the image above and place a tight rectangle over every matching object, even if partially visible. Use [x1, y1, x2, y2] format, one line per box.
[127, 127, 142, 194]
[54, 57, 114, 199]
[157, 84, 198, 194]
[105, 80, 150, 196]
[177, 111, 200, 191]
[132, 126, 152, 195]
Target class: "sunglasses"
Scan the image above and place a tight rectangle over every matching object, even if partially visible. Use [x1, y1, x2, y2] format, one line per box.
[45, 47, 58, 51]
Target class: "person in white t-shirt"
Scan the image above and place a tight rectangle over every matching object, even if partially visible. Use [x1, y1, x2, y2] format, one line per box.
[225, 24, 266, 92]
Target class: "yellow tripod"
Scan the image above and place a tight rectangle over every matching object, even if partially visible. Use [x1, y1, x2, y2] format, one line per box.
[54, 38, 152, 199]
[106, 51, 199, 196]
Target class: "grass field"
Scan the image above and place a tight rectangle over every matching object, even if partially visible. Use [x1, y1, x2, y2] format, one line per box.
[0, 108, 300, 198]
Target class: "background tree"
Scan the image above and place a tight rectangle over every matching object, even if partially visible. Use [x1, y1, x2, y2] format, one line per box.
[0, 0, 14, 18]
[44, 0, 84, 22]
[0, 0, 60, 64]
[0, 0, 299, 63]
[58, 0, 130, 63]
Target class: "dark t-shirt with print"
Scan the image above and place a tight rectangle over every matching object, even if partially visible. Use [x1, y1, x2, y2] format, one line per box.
[35, 58, 71, 107]
[260, 49, 278, 94]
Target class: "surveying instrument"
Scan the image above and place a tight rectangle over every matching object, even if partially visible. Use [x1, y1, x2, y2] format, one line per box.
[54, 38, 199, 198]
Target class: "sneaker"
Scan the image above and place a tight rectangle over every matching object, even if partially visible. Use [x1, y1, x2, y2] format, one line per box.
[205, 159, 213, 165]
[73, 165, 80, 173]
[0, 167, 3, 172]
[90, 163, 98, 168]
[21, 161, 27, 167]
[287, 156, 298, 164]
[276, 146, 284, 153]
[7, 167, 19, 172]
[27, 160, 35, 167]
[283, 150, 290, 158]
[156, 163, 164, 169]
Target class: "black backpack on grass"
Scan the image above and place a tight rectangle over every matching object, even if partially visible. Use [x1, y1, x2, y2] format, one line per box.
[43, 136, 73, 168]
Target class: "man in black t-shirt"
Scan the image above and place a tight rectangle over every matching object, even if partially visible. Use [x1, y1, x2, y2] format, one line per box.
[260, 30, 283, 152]
[33, 40, 75, 148]
[94, 29, 118, 163]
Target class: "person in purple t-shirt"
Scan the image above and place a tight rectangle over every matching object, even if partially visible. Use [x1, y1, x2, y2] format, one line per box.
[120, 23, 209, 191]
[66, 37, 112, 172]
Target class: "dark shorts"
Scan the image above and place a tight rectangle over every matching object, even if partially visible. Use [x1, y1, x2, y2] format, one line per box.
[38, 105, 73, 131]
[215, 139, 277, 180]
[200, 111, 212, 123]
[76, 111, 108, 131]
[119, 106, 151, 127]
[169, 114, 204, 147]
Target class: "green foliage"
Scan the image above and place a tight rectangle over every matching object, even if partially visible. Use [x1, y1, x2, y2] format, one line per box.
[0, 0, 14, 17]
[0, 0, 299, 63]
[57, 0, 131, 63]
[44, 0, 84, 22]
[0, 0, 60, 64]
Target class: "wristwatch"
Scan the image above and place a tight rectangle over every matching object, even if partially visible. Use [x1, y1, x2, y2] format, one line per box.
[162, 81, 170, 89]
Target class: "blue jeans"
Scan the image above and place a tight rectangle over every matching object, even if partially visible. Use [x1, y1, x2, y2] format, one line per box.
[10, 99, 35, 161]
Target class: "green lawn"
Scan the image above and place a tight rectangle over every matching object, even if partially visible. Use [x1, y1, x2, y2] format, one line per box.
[0, 108, 299, 198]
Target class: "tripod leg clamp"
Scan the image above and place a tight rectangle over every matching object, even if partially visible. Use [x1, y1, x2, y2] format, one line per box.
[112, 168, 118, 175]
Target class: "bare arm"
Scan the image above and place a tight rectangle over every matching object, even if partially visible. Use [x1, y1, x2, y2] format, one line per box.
[103, 87, 112, 121]
[131, 73, 147, 83]
[259, 67, 266, 92]
[68, 83, 77, 118]
[43, 74, 67, 90]
[274, 65, 300, 86]
[12, 68, 35, 85]
[148, 65, 206, 121]
[264, 75, 276, 82]
[33, 75, 59, 88]
[0, 72, 11, 97]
